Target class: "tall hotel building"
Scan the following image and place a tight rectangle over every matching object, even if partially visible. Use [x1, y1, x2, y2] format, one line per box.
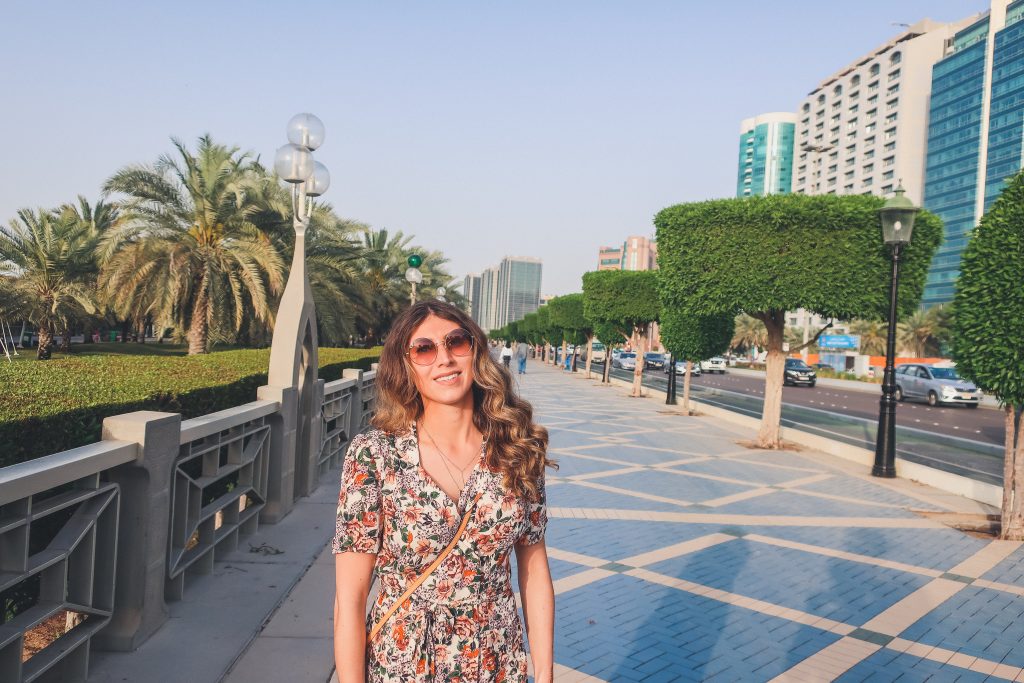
[466, 257, 542, 331]
[595, 235, 657, 271]
[792, 19, 970, 203]
[737, 113, 796, 197]
[923, 0, 1024, 306]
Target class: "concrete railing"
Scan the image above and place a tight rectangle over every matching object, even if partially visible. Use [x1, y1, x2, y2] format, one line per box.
[0, 363, 379, 683]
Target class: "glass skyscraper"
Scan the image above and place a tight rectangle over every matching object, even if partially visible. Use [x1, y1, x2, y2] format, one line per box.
[737, 113, 796, 197]
[923, 0, 1024, 306]
[467, 257, 542, 331]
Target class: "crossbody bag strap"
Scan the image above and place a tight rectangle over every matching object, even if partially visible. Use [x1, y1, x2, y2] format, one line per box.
[367, 491, 484, 643]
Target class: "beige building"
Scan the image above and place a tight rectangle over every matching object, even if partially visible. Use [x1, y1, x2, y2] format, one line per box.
[595, 235, 658, 271]
[793, 18, 974, 204]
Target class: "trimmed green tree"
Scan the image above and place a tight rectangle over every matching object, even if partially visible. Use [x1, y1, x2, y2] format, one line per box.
[659, 309, 734, 415]
[952, 170, 1024, 540]
[582, 270, 660, 397]
[548, 293, 593, 375]
[535, 305, 554, 363]
[656, 194, 941, 448]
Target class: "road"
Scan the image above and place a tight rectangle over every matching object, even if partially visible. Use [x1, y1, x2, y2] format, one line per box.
[580, 360, 1005, 485]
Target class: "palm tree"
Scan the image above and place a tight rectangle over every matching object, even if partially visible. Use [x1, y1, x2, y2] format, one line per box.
[849, 319, 888, 356]
[357, 228, 415, 344]
[0, 209, 102, 358]
[897, 309, 934, 357]
[102, 136, 285, 354]
[732, 313, 767, 355]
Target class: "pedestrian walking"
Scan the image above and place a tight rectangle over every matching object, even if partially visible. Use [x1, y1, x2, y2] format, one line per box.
[333, 301, 556, 682]
[515, 339, 529, 374]
[501, 340, 514, 369]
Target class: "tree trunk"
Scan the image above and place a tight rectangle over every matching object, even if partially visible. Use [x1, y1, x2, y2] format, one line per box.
[1001, 405, 1024, 540]
[756, 310, 786, 448]
[602, 345, 611, 384]
[59, 323, 71, 352]
[585, 336, 593, 379]
[188, 285, 210, 355]
[682, 361, 693, 415]
[120, 318, 131, 344]
[37, 324, 52, 360]
[632, 328, 644, 398]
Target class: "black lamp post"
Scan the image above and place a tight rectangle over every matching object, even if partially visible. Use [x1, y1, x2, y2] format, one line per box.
[665, 353, 677, 405]
[872, 184, 920, 478]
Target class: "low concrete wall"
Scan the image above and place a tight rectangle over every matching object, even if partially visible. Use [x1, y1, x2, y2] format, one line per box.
[580, 368, 1003, 509]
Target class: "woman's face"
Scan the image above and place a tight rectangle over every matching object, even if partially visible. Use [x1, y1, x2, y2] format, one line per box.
[407, 314, 476, 410]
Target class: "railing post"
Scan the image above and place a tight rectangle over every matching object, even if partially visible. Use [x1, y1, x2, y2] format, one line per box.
[256, 384, 298, 523]
[343, 368, 364, 441]
[293, 378, 325, 497]
[94, 411, 181, 652]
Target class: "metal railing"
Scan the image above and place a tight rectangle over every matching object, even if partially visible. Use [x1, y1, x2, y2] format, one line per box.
[0, 441, 134, 683]
[0, 362, 378, 681]
[166, 401, 275, 601]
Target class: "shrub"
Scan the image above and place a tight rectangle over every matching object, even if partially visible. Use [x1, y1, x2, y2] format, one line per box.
[0, 347, 379, 466]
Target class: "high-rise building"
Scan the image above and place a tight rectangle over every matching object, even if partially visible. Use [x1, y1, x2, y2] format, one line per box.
[737, 113, 796, 197]
[463, 273, 482, 322]
[793, 19, 972, 204]
[595, 235, 657, 271]
[469, 257, 543, 331]
[922, 0, 1020, 306]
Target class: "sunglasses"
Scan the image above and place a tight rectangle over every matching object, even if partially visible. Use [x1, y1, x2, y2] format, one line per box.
[406, 328, 475, 366]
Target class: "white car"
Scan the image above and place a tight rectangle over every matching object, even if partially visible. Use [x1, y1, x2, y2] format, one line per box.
[700, 357, 727, 374]
[589, 342, 607, 363]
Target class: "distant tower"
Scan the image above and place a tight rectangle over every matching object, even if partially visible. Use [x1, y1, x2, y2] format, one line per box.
[737, 112, 796, 197]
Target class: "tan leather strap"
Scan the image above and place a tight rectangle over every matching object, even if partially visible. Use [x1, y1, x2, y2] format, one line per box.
[368, 492, 484, 643]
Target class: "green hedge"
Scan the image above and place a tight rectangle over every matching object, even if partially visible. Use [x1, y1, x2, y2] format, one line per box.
[0, 347, 380, 467]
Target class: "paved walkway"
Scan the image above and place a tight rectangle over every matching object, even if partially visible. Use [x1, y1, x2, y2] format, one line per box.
[230, 362, 1024, 682]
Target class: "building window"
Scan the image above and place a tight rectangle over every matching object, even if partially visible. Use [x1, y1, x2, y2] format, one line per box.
[865, 136, 876, 145]
[798, 164, 807, 173]
[868, 94, 878, 105]
[870, 64, 880, 76]
[802, 129, 809, 138]
[828, 177, 837, 187]
[881, 184, 893, 194]
[865, 149, 875, 159]
[886, 98, 898, 110]
[797, 176, 806, 184]
[831, 114, 840, 124]
[833, 84, 843, 96]
[849, 104, 859, 114]
[883, 170, 894, 180]
[885, 113, 897, 124]
[803, 102, 811, 113]
[869, 81, 879, 92]
[815, 134, 824, 143]
[863, 163, 874, 174]
[852, 74, 861, 86]
[850, 89, 860, 100]
[882, 156, 894, 167]
[844, 183, 855, 192]
[845, 170, 855, 179]
[887, 84, 899, 95]
[846, 157, 855, 167]
[884, 141, 895, 152]
[847, 129, 857, 139]
[830, 151, 838, 160]
[799, 152, 807, 161]
[846, 144, 856, 153]
[828, 164, 838, 173]
[866, 108, 877, 118]
[817, 109, 825, 119]
[884, 127, 896, 140]
[846, 118, 857, 130]
[818, 94, 826, 105]
[865, 122, 876, 133]
[890, 51, 901, 65]
[833, 100, 842, 110]
[816, 122, 824, 131]
[863, 177, 874, 186]
[888, 68, 900, 81]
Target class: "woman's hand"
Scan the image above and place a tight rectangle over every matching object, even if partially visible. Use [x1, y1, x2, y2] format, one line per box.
[515, 538, 555, 683]
[334, 552, 377, 682]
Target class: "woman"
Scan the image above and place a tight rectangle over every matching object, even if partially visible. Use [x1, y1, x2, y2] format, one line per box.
[333, 301, 556, 682]
[500, 341, 513, 369]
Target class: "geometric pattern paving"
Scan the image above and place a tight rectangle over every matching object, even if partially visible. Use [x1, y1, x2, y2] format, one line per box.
[511, 364, 1024, 682]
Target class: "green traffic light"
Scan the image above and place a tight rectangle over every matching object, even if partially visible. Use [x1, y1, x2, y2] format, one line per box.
[407, 254, 423, 268]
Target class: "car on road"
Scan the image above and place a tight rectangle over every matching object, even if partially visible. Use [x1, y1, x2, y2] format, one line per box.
[783, 358, 817, 387]
[894, 364, 982, 408]
[665, 360, 701, 376]
[613, 352, 637, 370]
[590, 342, 607, 363]
[700, 357, 728, 374]
[643, 352, 667, 370]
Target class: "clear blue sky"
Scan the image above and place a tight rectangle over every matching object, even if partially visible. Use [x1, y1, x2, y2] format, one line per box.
[0, 0, 984, 296]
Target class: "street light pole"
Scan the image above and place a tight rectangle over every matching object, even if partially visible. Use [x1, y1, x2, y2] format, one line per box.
[406, 254, 423, 305]
[872, 184, 919, 478]
[665, 353, 677, 405]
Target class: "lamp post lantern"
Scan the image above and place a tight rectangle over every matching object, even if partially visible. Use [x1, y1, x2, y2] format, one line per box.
[872, 183, 919, 478]
[406, 254, 424, 305]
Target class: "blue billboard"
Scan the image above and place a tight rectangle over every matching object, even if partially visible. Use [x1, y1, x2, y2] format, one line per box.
[819, 334, 860, 350]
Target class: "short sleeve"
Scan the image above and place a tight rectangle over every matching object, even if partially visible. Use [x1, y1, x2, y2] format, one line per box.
[521, 472, 548, 546]
[332, 433, 384, 554]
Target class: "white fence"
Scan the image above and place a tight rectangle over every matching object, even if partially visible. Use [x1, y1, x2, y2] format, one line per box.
[0, 367, 377, 683]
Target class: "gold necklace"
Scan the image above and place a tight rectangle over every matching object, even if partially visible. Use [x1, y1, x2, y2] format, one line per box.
[420, 423, 479, 491]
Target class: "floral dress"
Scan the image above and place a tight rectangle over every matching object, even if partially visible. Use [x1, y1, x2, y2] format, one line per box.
[333, 425, 548, 682]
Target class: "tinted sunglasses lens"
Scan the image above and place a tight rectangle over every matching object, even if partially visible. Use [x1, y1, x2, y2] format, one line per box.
[408, 339, 437, 365]
[446, 330, 474, 356]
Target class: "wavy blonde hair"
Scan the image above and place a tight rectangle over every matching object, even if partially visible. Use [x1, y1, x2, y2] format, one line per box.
[372, 301, 554, 501]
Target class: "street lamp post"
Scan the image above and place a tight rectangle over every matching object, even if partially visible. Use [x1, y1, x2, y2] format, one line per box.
[665, 353, 677, 405]
[406, 254, 423, 305]
[872, 183, 919, 478]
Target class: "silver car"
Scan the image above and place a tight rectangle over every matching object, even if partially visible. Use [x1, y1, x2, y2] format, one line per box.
[894, 364, 982, 408]
[614, 352, 637, 370]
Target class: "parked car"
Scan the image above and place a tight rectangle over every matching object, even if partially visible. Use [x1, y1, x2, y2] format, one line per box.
[666, 360, 701, 376]
[783, 358, 817, 387]
[643, 352, 667, 370]
[590, 342, 607, 363]
[700, 357, 728, 374]
[614, 352, 637, 370]
[894, 363, 982, 408]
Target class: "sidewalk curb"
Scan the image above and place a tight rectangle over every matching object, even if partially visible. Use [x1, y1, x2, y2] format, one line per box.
[562, 367, 1002, 510]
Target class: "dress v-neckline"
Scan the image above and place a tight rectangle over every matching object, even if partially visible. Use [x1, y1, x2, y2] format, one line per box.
[411, 422, 485, 513]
